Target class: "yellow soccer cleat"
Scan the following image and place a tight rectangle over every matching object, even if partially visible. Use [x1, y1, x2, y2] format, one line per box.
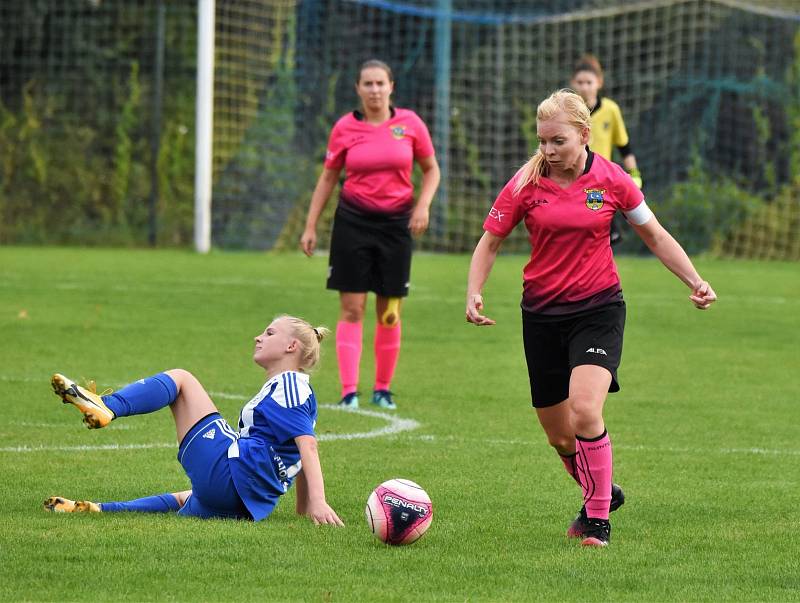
[43, 496, 101, 513]
[51, 373, 115, 429]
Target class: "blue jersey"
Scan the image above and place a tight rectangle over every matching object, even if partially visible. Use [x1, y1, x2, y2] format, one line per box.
[227, 371, 317, 521]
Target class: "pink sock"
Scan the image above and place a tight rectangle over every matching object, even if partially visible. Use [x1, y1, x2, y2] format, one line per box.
[336, 321, 362, 396]
[559, 452, 582, 487]
[576, 431, 613, 520]
[374, 322, 401, 391]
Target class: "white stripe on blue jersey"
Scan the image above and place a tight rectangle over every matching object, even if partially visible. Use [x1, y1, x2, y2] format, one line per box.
[269, 371, 310, 410]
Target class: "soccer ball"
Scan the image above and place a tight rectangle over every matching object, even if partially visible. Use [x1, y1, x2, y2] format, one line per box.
[365, 478, 433, 545]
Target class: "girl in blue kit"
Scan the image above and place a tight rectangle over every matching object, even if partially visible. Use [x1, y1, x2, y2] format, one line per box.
[44, 315, 344, 526]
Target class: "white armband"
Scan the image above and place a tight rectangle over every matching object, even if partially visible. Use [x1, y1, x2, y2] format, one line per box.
[623, 200, 654, 226]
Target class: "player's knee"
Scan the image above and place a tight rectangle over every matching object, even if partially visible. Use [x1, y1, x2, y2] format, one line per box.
[546, 433, 574, 453]
[569, 396, 603, 434]
[379, 297, 401, 327]
[340, 301, 365, 323]
[165, 368, 194, 385]
[173, 490, 191, 508]
[340, 309, 364, 323]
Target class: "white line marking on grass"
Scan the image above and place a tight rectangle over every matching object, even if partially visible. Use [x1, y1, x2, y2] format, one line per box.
[1, 404, 420, 453]
[0, 443, 176, 453]
[399, 435, 800, 457]
[208, 391, 249, 401]
[0, 375, 40, 383]
[316, 404, 420, 441]
[11, 421, 135, 430]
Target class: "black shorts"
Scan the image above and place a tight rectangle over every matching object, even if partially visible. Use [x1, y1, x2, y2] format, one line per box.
[327, 204, 412, 297]
[521, 301, 626, 408]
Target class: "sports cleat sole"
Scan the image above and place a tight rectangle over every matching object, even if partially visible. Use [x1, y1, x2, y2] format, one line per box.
[51, 373, 114, 429]
[337, 394, 359, 409]
[581, 536, 609, 547]
[567, 483, 625, 538]
[43, 496, 101, 513]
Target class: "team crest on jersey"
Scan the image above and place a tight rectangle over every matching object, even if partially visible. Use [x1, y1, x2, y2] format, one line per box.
[584, 188, 606, 211]
[391, 125, 406, 140]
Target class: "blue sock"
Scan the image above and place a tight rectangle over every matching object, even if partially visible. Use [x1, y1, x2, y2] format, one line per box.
[102, 373, 178, 419]
[99, 493, 181, 513]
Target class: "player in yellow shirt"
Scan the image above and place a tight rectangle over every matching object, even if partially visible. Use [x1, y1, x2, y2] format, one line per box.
[571, 54, 642, 244]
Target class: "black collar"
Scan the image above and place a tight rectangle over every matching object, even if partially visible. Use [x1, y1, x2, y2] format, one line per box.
[588, 95, 603, 116]
[353, 106, 396, 121]
[583, 147, 594, 175]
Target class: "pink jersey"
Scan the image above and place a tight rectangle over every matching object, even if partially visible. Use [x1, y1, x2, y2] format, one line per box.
[324, 108, 435, 215]
[483, 152, 645, 314]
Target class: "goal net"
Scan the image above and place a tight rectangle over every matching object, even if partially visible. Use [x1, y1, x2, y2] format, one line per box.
[0, 0, 797, 259]
[211, 0, 800, 257]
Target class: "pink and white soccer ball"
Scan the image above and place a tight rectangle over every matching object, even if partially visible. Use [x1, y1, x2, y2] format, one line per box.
[365, 478, 433, 545]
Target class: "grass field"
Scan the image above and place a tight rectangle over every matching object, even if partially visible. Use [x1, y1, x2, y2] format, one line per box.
[1, 246, 798, 601]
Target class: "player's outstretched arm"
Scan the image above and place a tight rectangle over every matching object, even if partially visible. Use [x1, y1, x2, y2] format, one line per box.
[301, 168, 341, 257]
[631, 216, 717, 310]
[295, 435, 344, 526]
[466, 231, 504, 325]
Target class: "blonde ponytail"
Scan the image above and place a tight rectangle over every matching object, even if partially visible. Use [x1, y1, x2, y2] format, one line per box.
[277, 315, 330, 372]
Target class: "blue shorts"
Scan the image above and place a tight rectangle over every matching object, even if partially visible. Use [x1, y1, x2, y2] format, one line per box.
[176, 413, 251, 520]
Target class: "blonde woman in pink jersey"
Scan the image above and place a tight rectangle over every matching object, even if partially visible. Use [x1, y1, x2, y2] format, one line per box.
[466, 89, 716, 547]
[301, 59, 440, 411]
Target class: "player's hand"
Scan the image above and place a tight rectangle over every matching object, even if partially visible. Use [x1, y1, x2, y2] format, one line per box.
[466, 293, 496, 326]
[306, 500, 345, 527]
[689, 280, 717, 310]
[300, 227, 317, 257]
[408, 205, 430, 237]
[627, 168, 643, 189]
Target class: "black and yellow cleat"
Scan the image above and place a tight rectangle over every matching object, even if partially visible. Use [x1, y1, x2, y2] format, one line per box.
[43, 496, 101, 513]
[51, 373, 115, 429]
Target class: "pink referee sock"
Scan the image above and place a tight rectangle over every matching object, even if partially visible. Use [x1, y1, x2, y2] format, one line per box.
[374, 322, 401, 391]
[559, 452, 582, 487]
[336, 320, 362, 397]
[576, 430, 613, 520]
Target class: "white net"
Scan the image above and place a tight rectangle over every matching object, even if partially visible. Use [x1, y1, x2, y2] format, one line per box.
[211, 0, 800, 257]
[0, 0, 798, 258]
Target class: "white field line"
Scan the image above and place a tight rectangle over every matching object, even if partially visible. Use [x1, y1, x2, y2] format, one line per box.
[0, 404, 420, 453]
[316, 404, 420, 441]
[12, 421, 135, 430]
[401, 435, 800, 457]
[5, 377, 797, 457]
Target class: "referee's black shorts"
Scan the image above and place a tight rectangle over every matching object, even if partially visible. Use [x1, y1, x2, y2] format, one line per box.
[327, 204, 412, 297]
[521, 301, 626, 408]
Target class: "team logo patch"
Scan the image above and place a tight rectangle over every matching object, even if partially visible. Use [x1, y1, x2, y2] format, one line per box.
[391, 125, 406, 140]
[584, 188, 606, 211]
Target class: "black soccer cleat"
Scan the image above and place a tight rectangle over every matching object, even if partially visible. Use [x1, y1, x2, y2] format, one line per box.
[581, 518, 611, 547]
[566, 483, 624, 538]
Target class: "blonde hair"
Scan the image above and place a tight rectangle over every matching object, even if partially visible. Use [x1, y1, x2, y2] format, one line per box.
[276, 315, 330, 372]
[513, 89, 591, 194]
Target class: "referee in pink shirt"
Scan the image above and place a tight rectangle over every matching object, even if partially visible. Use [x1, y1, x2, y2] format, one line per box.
[466, 89, 716, 547]
[301, 59, 440, 411]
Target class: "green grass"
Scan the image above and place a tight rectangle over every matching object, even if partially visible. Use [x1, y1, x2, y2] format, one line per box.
[1, 246, 798, 601]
